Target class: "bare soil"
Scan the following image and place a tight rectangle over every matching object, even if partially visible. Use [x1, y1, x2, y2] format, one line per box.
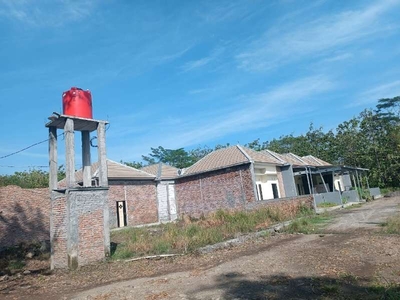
[1, 196, 400, 300]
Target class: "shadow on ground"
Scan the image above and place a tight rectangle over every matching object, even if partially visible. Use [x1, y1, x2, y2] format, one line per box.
[188, 272, 400, 299]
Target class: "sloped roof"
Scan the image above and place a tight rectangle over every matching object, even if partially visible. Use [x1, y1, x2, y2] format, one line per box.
[301, 155, 332, 166]
[182, 145, 283, 177]
[280, 153, 308, 166]
[261, 149, 288, 164]
[241, 146, 284, 165]
[141, 163, 179, 180]
[59, 159, 155, 186]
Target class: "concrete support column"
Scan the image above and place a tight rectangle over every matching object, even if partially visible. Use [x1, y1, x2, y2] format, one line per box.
[97, 122, 108, 187]
[67, 190, 79, 270]
[64, 118, 75, 188]
[49, 126, 58, 191]
[81, 131, 91, 187]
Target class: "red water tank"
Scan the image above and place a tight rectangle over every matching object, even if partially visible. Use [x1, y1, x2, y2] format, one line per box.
[62, 87, 93, 119]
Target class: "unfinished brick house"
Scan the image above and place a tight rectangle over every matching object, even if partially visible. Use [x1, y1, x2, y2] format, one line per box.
[141, 163, 179, 223]
[60, 159, 159, 228]
[174, 145, 291, 218]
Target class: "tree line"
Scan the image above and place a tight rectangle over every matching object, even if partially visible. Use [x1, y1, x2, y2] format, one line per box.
[1, 97, 399, 188]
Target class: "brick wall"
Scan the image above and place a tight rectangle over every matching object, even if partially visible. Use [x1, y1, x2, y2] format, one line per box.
[175, 164, 256, 218]
[78, 208, 105, 266]
[50, 192, 67, 268]
[51, 188, 109, 269]
[109, 181, 158, 227]
[0, 185, 49, 249]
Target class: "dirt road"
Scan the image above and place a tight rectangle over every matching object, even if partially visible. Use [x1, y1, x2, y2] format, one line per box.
[73, 196, 400, 300]
[1, 196, 399, 299]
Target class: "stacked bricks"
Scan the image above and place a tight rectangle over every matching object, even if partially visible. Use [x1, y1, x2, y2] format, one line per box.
[50, 192, 67, 268]
[0, 185, 49, 248]
[108, 181, 158, 227]
[50, 188, 109, 269]
[175, 165, 255, 218]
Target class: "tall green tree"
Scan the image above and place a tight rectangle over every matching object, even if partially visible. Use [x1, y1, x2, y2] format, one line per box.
[142, 146, 195, 169]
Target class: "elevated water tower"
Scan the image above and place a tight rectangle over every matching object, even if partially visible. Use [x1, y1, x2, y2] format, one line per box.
[45, 87, 110, 270]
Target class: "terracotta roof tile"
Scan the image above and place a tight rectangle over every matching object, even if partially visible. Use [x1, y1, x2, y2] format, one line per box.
[183, 145, 283, 176]
[103, 160, 156, 179]
[301, 155, 332, 166]
[141, 163, 179, 180]
[58, 159, 155, 186]
[241, 147, 284, 164]
[183, 146, 249, 176]
[280, 153, 308, 166]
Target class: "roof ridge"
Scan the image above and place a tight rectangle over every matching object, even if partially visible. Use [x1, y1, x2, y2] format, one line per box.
[156, 162, 163, 179]
[288, 153, 307, 165]
[236, 145, 252, 162]
[304, 155, 324, 166]
[264, 149, 286, 164]
[106, 159, 156, 177]
[241, 146, 283, 165]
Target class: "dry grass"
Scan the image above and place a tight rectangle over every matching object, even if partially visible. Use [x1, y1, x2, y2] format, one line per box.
[382, 213, 400, 234]
[111, 205, 313, 260]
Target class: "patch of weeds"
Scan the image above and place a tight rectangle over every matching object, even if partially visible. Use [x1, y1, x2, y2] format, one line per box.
[110, 204, 315, 259]
[338, 272, 358, 284]
[152, 240, 171, 254]
[381, 214, 400, 234]
[298, 204, 314, 216]
[367, 283, 400, 300]
[357, 188, 372, 201]
[284, 213, 332, 234]
[321, 283, 339, 294]
[8, 260, 26, 270]
[111, 245, 133, 260]
[317, 202, 337, 208]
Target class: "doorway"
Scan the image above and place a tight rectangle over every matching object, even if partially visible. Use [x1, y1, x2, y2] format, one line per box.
[116, 201, 127, 227]
[272, 184, 279, 199]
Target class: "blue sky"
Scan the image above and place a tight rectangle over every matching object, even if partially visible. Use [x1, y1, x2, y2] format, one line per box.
[1, 0, 400, 174]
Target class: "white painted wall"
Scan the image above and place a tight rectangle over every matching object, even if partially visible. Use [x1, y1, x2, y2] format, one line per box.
[157, 181, 177, 222]
[255, 174, 280, 200]
[334, 175, 345, 192]
[157, 183, 169, 222]
[168, 184, 177, 221]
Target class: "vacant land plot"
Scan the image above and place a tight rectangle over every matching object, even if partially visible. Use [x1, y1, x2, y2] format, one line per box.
[1, 196, 400, 299]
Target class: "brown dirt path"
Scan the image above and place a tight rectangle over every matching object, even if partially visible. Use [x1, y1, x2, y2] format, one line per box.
[1, 196, 400, 299]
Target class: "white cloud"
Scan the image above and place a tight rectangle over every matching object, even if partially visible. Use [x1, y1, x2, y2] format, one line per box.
[322, 53, 354, 63]
[109, 75, 334, 161]
[181, 47, 225, 72]
[0, 0, 96, 27]
[236, 0, 400, 71]
[151, 46, 193, 64]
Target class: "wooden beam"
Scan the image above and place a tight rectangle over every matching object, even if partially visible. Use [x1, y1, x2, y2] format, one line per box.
[81, 131, 91, 187]
[64, 118, 75, 188]
[97, 122, 108, 187]
[49, 126, 58, 191]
